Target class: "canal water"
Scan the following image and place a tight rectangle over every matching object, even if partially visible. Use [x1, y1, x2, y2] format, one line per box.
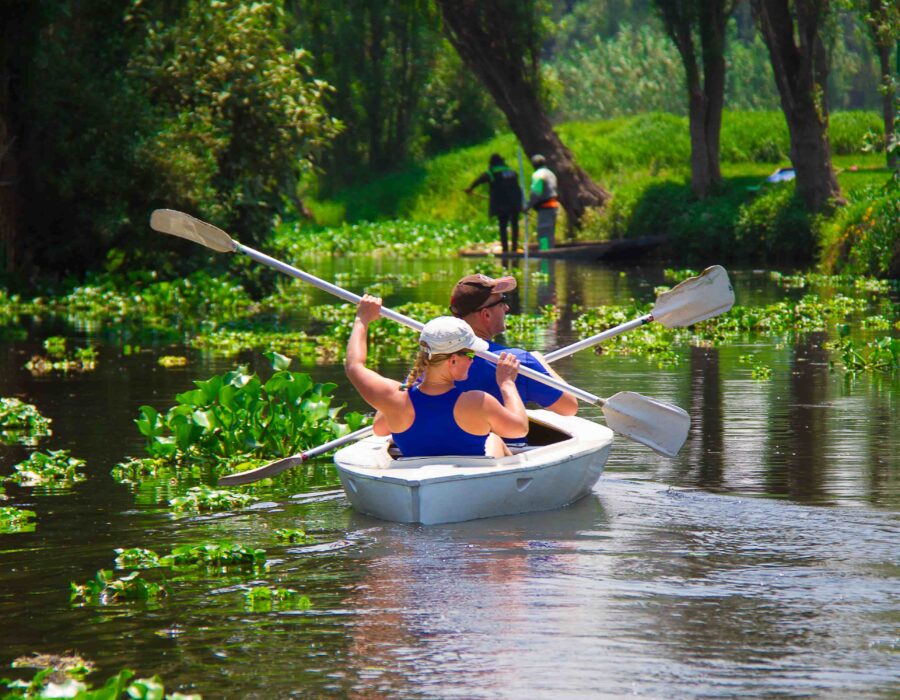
[1, 259, 897, 698]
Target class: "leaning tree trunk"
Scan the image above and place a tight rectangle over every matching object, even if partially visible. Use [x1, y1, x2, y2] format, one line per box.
[0, 8, 22, 276]
[751, 0, 843, 213]
[435, 0, 610, 227]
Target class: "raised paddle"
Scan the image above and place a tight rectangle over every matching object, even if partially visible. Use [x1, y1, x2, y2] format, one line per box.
[217, 426, 374, 486]
[150, 209, 690, 457]
[543, 265, 735, 363]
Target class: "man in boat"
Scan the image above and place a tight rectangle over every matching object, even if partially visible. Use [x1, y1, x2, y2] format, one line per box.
[450, 273, 578, 424]
[464, 153, 523, 254]
[346, 295, 529, 457]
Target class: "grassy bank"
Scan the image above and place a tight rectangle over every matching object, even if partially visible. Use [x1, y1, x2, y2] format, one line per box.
[300, 110, 895, 274]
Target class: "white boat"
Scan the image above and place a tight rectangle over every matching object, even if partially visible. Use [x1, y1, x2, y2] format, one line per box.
[333, 410, 613, 525]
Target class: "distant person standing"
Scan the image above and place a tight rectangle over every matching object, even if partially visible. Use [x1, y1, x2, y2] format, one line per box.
[465, 153, 523, 254]
[524, 154, 559, 250]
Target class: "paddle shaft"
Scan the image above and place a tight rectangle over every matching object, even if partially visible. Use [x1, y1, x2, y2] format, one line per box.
[234, 241, 606, 407]
[543, 314, 653, 363]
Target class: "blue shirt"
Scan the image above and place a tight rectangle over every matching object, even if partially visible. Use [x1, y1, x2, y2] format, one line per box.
[454, 340, 563, 407]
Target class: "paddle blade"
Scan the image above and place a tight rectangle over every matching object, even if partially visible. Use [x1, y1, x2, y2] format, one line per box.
[601, 391, 690, 458]
[652, 265, 734, 328]
[218, 455, 305, 486]
[150, 209, 236, 253]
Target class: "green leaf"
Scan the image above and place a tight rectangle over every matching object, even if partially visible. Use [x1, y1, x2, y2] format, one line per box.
[265, 350, 292, 371]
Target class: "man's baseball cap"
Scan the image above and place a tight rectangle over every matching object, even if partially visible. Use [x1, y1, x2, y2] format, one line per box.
[449, 274, 517, 317]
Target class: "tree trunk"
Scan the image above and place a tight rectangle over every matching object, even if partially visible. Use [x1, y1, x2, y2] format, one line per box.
[865, 0, 897, 171]
[751, 0, 843, 213]
[435, 0, 609, 227]
[0, 6, 23, 276]
[655, 0, 731, 199]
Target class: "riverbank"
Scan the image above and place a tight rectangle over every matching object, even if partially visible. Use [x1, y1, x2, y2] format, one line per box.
[300, 110, 896, 276]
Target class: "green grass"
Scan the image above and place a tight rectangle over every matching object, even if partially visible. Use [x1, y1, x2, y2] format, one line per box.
[308, 110, 886, 228]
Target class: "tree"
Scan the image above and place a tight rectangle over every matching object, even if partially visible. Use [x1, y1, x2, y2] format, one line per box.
[859, 0, 899, 170]
[287, 0, 446, 186]
[654, 0, 736, 198]
[435, 0, 610, 227]
[750, 0, 843, 212]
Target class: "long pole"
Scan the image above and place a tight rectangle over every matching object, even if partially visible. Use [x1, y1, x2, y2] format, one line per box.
[517, 147, 529, 312]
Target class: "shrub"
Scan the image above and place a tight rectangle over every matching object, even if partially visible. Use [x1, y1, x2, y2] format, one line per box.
[819, 181, 900, 278]
[735, 184, 814, 264]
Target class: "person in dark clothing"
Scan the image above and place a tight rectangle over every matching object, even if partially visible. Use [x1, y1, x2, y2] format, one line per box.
[465, 153, 524, 253]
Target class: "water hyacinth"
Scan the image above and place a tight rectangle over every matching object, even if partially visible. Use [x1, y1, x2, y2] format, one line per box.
[0, 506, 37, 534]
[6, 450, 87, 488]
[272, 219, 496, 260]
[0, 397, 52, 446]
[70, 569, 167, 604]
[168, 485, 259, 513]
[136, 352, 367, 462]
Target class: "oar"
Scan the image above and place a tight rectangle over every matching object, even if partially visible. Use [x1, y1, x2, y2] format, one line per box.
[543, 265, 735, 362]
[150, 209, 690, 458]
[217, 426, 374, 486]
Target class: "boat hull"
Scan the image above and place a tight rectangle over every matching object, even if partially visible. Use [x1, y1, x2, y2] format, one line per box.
[333, 410, 613, 525]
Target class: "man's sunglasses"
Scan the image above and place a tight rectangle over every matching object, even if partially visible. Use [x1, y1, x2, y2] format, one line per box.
[478, 293, 509, 311]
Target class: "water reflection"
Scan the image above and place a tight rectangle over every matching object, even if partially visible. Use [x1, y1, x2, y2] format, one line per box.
[1, 260, 898, 698]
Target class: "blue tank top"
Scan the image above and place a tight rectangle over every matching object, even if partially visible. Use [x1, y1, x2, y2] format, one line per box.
[391, 386, 489, 457]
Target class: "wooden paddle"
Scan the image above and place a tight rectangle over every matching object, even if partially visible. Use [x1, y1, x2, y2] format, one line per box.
[150, 209, 691, 459]
[543, 265, 734, 362]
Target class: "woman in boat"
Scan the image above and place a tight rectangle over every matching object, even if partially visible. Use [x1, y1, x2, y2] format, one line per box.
[345, 295, 529, 458]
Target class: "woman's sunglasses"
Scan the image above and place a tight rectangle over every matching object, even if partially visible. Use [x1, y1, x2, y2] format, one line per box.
[478, 293, 508, 310]
[455, 350, 476, 359]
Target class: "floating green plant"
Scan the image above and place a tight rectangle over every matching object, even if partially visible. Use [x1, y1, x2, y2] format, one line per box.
[0, 397, 52, 446]
[24, 339, 98, 375]
[158, 355, 188, 367]
[826, 336, 900, 373]
[168, 485, 258, 513]
[0, 506, 37, 534]
[114, 548, 162, 569]
[243, 586, 312, 612]
[136, 352, 367, 461]
[159, 542, 266, 569]
[272, 219, 495, 259]
[273, 528, 313, 543]
[750, 365, 773, 380]
[5, 450, 86, 488]
[70, 569, 166, 604]
[0, 665, 200, 700]
[191, 328, 319, 359]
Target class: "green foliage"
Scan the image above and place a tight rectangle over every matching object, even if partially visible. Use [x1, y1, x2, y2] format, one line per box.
[826, 336, 900, 372]
[0, 507, 37, 534]
[829, 111, 885, 154]
[0, 666, 200, 700]
[551, 24, 684, 120]
[0, 398, 52, 446]
[6, 450, 86, 488]
[127, 0, 341, 247]
[273, 528, 313, 544]
[244, 586, 312, 612]
[734, 185, 815, 264]
[159, 543, 266, 569]
[136, 352, 366, 460]
[168, 486, 258, 514]
[114, 548, 162, 569]
[24, 338, 98, 375]
[819, 181, 900, 277]
[70, 570, 166, 604]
